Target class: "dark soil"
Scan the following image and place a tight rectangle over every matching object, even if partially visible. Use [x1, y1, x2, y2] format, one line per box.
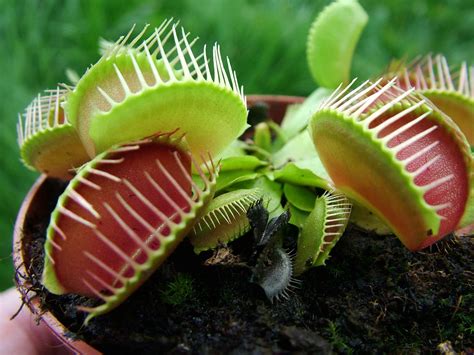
[18, 179, 474, 354]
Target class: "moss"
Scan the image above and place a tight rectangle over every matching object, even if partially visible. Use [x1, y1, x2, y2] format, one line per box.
[160, 274, 195, 306]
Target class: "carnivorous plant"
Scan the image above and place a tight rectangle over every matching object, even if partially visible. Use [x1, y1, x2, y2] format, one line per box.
[14, 0, 473, 323]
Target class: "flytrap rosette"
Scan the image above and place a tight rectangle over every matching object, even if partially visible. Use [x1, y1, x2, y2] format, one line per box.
[386, 54, 474, 146]
[41, 131, 218, 323]
[311, 79, 472, 251]
[17, 88, 89, 179]
[66, 20, 247, 158]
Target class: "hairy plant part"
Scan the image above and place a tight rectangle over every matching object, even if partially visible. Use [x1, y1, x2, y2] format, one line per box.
[294, 192, 352, 275]
[17, 88, 89, 179]
[252, 246, 298, 302]
[311, 79, 472, 251]
[246, 201, 297, 301]
[388, 54, 474, 145]
[189, 188, 262, 253]
[247, 199, 291, 247]
[66, 20, 247, 158]
[247, 198, 270, 246]
[307, 0, 368, 88]
[42, 132, 217, 322]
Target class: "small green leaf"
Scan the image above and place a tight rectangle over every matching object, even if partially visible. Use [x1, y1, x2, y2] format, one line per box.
[273, 162, 332, 190]
[216, 170, 260, 192]
[288, 204, 310, 228]
[307, 0, 368, 88]
[220, 155, 268, 172]
[272, 130, 315, 167]
[218, 139, 249, 159]
[283, 184, 317, 212]
[254, 122, 272, 152]
[233, 176, 283, 217]
[280, 88, 332, 139]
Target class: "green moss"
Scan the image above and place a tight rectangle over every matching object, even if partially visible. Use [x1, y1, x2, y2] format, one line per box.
[160, 274, 195, 306]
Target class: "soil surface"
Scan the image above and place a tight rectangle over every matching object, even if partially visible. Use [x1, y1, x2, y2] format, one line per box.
[19, 180, 474, 354]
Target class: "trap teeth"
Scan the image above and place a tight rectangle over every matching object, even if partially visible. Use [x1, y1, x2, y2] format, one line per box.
[17, 87, 89, 179]
[66, 21, 247, 159]
[311, 79, 472, 250]
[42, 132, 218, 321]
[385, 54, 474, 146]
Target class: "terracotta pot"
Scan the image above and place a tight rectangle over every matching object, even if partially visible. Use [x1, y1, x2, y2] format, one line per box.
[12, 95, 302, 354]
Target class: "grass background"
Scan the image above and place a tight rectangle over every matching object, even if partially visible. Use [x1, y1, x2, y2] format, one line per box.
[0, 0, 472, 291]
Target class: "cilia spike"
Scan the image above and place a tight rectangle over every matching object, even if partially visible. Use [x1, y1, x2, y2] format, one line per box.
[311, 79, 472, 250]
[294, 191, 352, 275]
[42, 132, 218, 323]
[66, 20, 247, 158]
[386, 54, 474, 145]
[17, 88, 89, 179]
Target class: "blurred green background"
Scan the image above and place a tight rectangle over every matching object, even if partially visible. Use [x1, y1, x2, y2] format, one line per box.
[0, 0, 472, 291]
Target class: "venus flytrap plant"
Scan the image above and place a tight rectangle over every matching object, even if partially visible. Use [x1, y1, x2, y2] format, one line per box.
[12, 18, 254, 321]
[13, 0, 473, 334]
[310, 79, 472, 250]
[66, 20, 247, 159]
[17, 88, 89, 179]
[43, 131, 218, 322]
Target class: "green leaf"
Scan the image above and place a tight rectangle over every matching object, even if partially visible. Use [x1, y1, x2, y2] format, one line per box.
[307, 0, 368, 88]
[218, 140, 249, 159]
[273, 162, 332, 190]
[280, 88, 332, 139]
[288, 204, 310, 228]
[273, 129, 317, 167]
[216, 170, 260, 192]
[254, 122, 272, 152]
[283, 183, 317, 212]
[220, 155, 268, 171]
[189, 188, 262, 253]
[233, 176, 283, 217]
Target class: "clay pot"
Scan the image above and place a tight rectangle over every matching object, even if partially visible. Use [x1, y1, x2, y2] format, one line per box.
[12, 95, 302, 354]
